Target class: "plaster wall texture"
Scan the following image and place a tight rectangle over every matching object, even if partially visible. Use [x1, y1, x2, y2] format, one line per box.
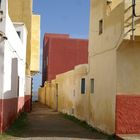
[30, 15, 40, 73]
[116, 95, 140, 134]
[8, 0, 40, 75]
[117, 40, 140, 94]
[45, 81, 57, 110]
[38, 87, 46, 105]
[88, 0, 124, 134]
[39, 64, 90, 122]
[116, 40, 140, 134]
[0, 0, 27, 99]
[8, 0, 32, 75]
[0, 0, 27, 132]
[88, 0, 140, 134]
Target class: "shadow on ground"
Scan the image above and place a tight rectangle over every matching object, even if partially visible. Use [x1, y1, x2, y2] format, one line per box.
[5, 102, 122, 140]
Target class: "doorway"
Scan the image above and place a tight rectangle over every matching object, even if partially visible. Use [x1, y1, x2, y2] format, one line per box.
[56, 83, 58, 111]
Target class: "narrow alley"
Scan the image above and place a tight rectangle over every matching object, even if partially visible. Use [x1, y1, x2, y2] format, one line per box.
[0, 0, 140, 139]
[12, 102, 117, 140]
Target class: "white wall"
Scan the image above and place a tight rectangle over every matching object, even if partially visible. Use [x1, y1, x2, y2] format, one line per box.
[0, 0, 27, 99]
[0, 43, 4, 99]
[0, 0, 8, 99]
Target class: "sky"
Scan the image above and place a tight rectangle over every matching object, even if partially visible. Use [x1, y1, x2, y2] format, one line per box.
[33, 0, 90, 93]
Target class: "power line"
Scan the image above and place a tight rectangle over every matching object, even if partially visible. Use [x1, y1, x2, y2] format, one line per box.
[5, 39, 30, 69]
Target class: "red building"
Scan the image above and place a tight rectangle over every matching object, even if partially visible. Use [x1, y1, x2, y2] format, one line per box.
[42, 33, 88, 85]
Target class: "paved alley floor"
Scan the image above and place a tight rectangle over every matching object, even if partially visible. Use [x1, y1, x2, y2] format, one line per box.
[10, 102, 121, 140]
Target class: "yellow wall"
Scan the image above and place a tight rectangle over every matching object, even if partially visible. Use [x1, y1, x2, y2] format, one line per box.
[39, 62, 116, 133]
[45, 81, 58, 110]
[88, 0, 140, 134]
[56, 65, 88, 120]
[8, 0, 40, 75]
[38, 87, 46, 104]
[88, 0, 124, 57]
[117, 39, 140, 94]
[88, 0, 125, 134]
[56, 70, 75, 114]
[89, 50, 116, 134]
[73, 65, 89, 121]
[39, 64, 90, 121]
[31, 15, 40, 74]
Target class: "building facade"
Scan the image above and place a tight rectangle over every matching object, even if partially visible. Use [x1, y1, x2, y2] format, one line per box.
[0, 0, 27, 132]
[42, 33, 88, 85]
[88, 0, 140, 134]
[39, 0, 140, 136]
[8, 0, 40, 112]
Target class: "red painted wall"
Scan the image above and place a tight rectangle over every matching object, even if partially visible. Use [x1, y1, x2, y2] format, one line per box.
[18, 97, 24, 113]
[24, 95, 32, 113]
[0, 97, 25, 133]
[44, 33, 69, 39]
[42, 33, 88, 85]
[116, 95, 140, 134]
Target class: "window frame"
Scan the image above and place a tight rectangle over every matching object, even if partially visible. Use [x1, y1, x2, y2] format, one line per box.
[99, 19, 103, 35]
[81, 78, 86, 94]
[90, 78, 94, 94]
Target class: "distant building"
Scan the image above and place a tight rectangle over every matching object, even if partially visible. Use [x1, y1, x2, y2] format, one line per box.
[8, 0, 40, 112]
[0, 0, 27, 132]
[42, 33, 88, 85]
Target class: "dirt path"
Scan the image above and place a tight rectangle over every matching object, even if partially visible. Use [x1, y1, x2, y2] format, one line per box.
[12, 102, 121, 140]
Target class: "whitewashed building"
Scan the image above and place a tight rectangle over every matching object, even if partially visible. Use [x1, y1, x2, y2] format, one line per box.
[0, 0, 27, 132]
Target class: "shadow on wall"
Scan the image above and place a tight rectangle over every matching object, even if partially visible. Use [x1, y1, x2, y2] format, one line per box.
[0, 58, 23, 132]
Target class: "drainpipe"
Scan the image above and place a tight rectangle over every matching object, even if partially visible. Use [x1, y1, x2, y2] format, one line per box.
[132, 0, 135, 40]
[132, 0, 140, 40]
[132, 0, 140, 17]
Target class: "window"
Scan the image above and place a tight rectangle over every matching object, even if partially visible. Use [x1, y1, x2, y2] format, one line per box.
[90, 79, 94, 94]
[99, 19, 103, 35]
[17, 31, 21, 38]
[81, 78, 85, 94]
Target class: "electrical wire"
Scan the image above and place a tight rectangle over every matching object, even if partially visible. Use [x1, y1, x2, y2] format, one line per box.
[5, 39, 30, 69]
